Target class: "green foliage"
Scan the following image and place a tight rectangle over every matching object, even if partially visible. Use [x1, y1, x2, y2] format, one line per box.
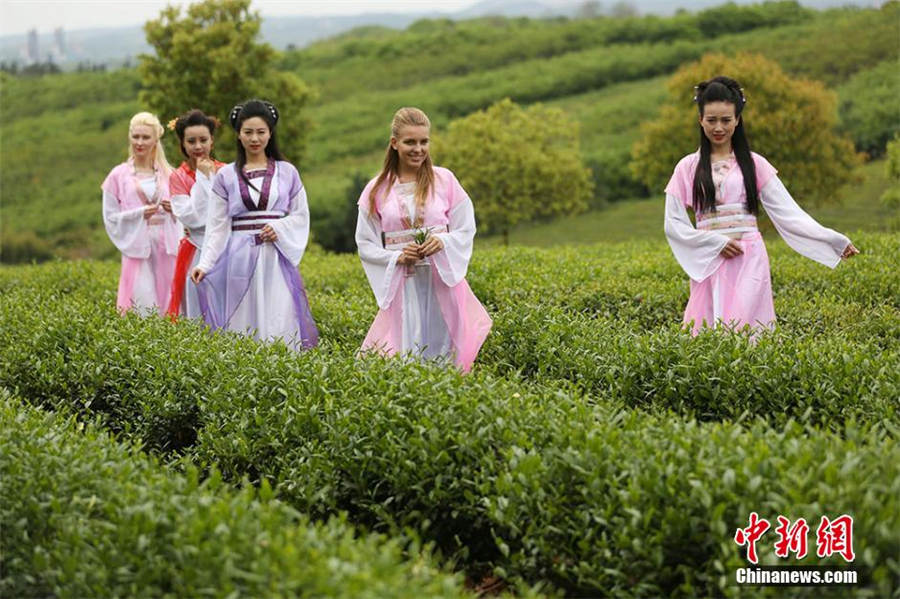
[0, 231, 54, 264]
[881, 135, 900, 209]
[738, 3, 900, 87]
[631, 52, 862, 205]
[312, 171, 367, 253]
[0, 395, 476, 598]
[696, 0, 812, 34]
[436, 99, 593, 240]
[0, 69, 139, 118]
[139, 0, 313, 165]
[282, 2, 812, 102]
[1, 233, 897, 596]
[838, 59, 900, 158]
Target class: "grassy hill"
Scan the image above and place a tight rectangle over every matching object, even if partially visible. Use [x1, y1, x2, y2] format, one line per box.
[0, 1, 897, 261]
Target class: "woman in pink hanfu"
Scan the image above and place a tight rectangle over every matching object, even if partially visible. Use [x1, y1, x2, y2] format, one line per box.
[664, 76, 859, 335]
[102, 112, 179, 316]
[191, 100, 318, 352]
[355, 107, 492, 373]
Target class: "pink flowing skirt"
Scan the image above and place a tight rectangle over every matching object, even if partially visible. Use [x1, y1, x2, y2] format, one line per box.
[683, 232, 775, 335]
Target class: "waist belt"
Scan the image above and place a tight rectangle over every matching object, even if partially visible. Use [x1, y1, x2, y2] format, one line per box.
[232, 211, 285, 231]
[382, 224, 449, 250]
[697, 202, 758, 235]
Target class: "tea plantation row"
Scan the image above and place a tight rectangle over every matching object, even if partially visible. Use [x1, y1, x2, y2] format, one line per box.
[1, 235, 897, 596]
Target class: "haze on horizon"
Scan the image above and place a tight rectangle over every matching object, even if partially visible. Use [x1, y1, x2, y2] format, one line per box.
[0, 0, 478, 36]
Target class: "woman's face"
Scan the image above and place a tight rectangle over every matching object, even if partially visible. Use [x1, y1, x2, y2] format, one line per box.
[391, 125, 430, 173]
[182, 124, 213, 165]
[238, 116, 270, 159]
[130, 124, 156, 159]
[699, 101, 739, 150]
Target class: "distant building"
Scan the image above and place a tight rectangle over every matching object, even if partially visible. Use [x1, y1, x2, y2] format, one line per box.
[53, 27, 66, 60]
[25, 28, 39, 64]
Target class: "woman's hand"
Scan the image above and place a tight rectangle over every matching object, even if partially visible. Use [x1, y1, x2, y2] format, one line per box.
[397, 243, 421, 266]
[143, 204, 160, 219]
[190, 268, 205, 284]
[719, 239, 744, 259]
[418, 236, 444, 258]
[159, 198, 173, 213]
[258, 224, 278, 243]
[841, 242, 860, 259]
[197, 157, 215, 176]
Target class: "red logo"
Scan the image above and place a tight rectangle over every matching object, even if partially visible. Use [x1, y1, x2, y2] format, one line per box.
[774, 516, 810, 559]
[735, 513, 854, 563]
[734, 511, 771, 564]
[816, 515, 855, 562]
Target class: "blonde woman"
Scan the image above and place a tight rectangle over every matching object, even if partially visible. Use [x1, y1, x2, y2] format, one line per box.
[356, 107, 492, 372]
[101, 112, 179, 315]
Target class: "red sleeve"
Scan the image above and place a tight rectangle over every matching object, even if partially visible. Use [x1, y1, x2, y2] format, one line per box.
[169, 170, 191, 197]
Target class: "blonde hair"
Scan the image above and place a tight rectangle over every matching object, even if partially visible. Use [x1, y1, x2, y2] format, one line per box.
[368, 107, 435, 223]
[128, 112, 172, 174]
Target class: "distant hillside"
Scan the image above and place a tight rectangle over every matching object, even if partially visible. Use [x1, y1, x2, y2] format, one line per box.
[1, 2, 896, 261]
[0, 0, 878, 68]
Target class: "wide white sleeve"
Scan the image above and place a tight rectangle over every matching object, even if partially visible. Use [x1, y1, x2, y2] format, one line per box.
[664, 193, 730, 282]
[356, 208, 402, 310]
[102, 190, 148, 257]
[269, 187, 309, 266]
[759, 176, 850, 268]
[171, 171, 213, 229]
[431, 197, 476, 287]
[196, 192, 230, 273]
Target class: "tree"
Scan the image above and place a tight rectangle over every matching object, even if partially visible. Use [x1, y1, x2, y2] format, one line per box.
[139, 0, 313, 165]
[838, 59, 900, 159]
[631, 53, 861, 206]
[435, 98, 593, 244]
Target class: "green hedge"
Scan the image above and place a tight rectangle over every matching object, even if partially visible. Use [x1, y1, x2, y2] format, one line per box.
[1, 235, 897, 596]
[0, 394, 479, 599]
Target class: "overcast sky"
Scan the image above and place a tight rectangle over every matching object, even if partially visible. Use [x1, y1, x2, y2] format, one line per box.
[0, 0, 478, 36]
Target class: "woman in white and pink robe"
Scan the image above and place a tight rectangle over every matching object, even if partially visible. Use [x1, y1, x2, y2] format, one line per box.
[664, 76, 858, 335]
[102, 112, 179, 316]
[356, 107, 492, 372]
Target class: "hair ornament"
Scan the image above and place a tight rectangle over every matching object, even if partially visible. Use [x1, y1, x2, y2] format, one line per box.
[263, 101, 279, 124]
[166, 118, 178, 131]
[229, 104, 244, 130]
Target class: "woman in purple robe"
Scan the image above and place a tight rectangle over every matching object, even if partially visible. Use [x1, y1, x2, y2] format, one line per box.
[191, 100, 318, 350]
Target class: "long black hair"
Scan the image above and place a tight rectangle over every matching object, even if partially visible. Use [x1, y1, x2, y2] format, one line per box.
[692, 76, 758, 215]
[173, 109, 220, 158]
[229, 99, 285, 190]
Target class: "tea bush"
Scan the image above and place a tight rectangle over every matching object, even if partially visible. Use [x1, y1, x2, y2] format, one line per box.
[0, 394, 479, 599]
[1, 233, 897, 596]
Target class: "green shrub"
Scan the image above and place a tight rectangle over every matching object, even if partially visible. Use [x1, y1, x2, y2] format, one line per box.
[436, 99, 593, 240]
[0, 394, 476, 599]
[881, 134, 900, 209]
[0, 234, 897, 596]
[838, 59, 900, 158]
[0, 230, 54, 264]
